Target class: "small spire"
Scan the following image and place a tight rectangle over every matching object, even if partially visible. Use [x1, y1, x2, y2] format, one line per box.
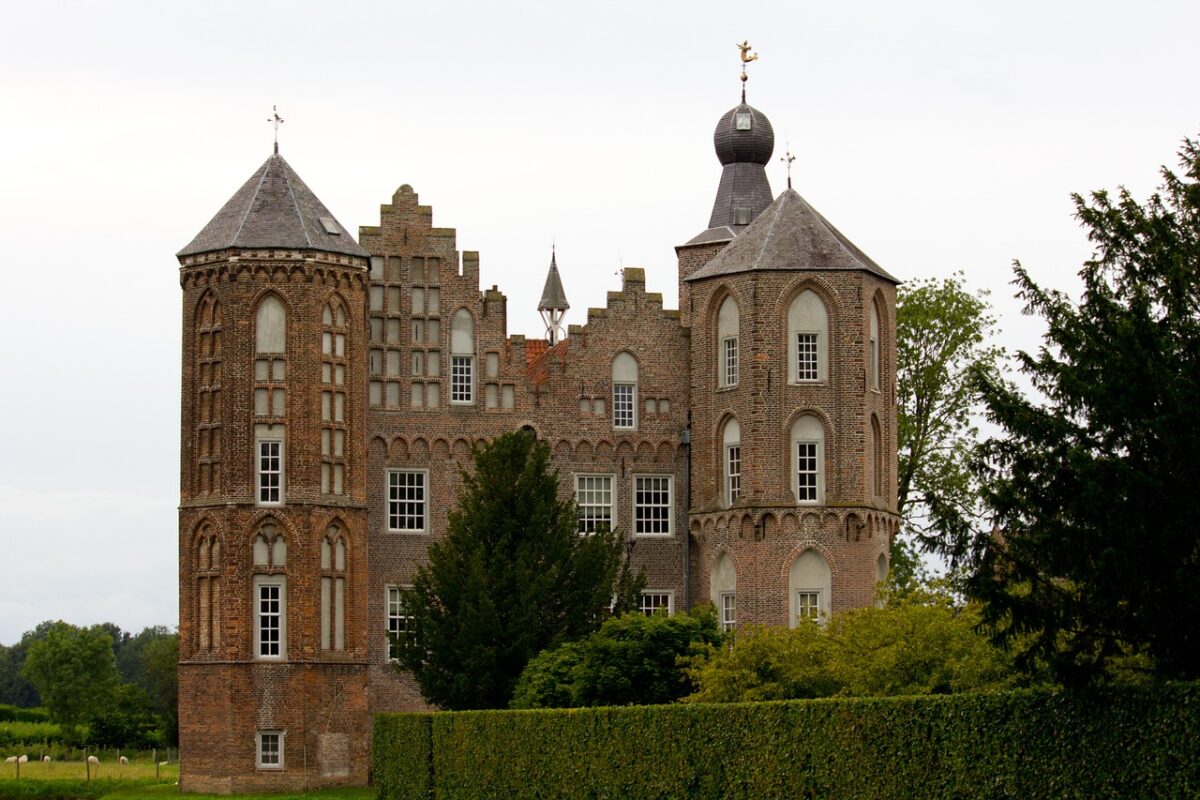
[538, 246, 570, 346]
[737, 40, 758, 102]
[268, 105, 285, 155]
[781, 141, 795, 189]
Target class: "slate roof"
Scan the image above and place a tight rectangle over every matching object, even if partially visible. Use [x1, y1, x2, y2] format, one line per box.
[178, 153, 368, 258]
[686, 188, 898, 283]
[537, 251, 569, 311]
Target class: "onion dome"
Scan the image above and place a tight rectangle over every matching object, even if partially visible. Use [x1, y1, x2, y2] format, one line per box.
[714, 103, 775, 165]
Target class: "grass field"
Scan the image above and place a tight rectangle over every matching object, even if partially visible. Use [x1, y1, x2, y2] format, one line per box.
[0, 760, 179, 783]
[0, 779, 372, 800]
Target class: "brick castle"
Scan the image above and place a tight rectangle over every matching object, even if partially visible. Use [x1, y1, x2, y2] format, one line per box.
[176, 83, 899, 792]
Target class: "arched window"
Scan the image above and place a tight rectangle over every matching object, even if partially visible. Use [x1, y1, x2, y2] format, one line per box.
[791, 415, 825, 504]
[252, 522, 287, 660]
[612, 352, 637, 430]
[254, 296, 287, 506]
[722, 418, 741, 507]
[717, 296, 739, 388]
[320, 525, 348, 652]
[871, 415, 884, 499]
[869, 300, 881, 392]
[710, 553, 737, 631]
[321, 300, 348, 495]
[789, 549, 831, 626]
[194, 294, 222, 495]
[450, 309, 474, 404]
[787, 290, 829, 384]
[195, 525, 221, 653]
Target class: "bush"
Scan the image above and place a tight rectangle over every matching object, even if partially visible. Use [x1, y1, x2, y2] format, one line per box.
[0, 707, 49, 724]
[375, 684, 1200, 800]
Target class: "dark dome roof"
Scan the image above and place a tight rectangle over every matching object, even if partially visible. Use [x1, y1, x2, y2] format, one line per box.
[714, 103, 775, 166]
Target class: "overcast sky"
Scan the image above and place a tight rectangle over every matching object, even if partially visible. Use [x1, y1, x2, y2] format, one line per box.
[0, 0, 1195, 644]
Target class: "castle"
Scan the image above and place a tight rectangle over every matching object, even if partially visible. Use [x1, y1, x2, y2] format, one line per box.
[176, 76, 899, 792]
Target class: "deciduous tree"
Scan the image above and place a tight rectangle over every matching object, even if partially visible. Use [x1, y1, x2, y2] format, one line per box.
[20, 622, 119, 730]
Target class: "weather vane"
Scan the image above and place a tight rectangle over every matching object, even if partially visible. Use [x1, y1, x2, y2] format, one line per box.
[781, 143, 796, 189]
[737, 41, 758, 101]
[268, 105, 285, 154]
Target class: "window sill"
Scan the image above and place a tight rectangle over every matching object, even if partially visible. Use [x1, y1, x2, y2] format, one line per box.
[633, 532, 673, 539]
[387, 529, 429, 535]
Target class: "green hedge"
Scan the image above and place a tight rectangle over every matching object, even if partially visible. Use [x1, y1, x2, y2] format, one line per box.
[375, 685, 1200, 800]
[0, 708, 49, 724]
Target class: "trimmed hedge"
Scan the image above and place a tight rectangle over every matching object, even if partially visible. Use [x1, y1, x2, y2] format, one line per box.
[375, 685, 1200, 800]
[0, 708, 49, 724]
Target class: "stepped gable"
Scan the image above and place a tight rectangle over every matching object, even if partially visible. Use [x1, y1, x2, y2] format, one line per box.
[686, 188, 898, 283]
[178, 153, 368, 258]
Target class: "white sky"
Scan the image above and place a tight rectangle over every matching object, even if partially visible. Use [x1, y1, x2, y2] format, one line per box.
[0, 0, 1195, 644]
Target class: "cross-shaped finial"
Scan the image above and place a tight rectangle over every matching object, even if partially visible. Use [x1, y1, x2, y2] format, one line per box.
[268, 105, 285, 154]
[781, 146, 796, 189]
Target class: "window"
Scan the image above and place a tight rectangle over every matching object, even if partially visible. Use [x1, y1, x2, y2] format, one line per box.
[257, 440, 282, 505]
[257, 731, 283, 769]
[723, 418, 741, 507]
[575, 474, 614, 533]
[320, 527, 347, 652]
[640, 591, 673, 616]
[612, 352, 637, 430]
[195, 526, 221, 653]
[789, 550, 831, 627]
[787, 290, 829, 384]
[254, 576, 286, 658]
[634, 476, 672, 536]
[791, 415, 825, 504]
[450, 309, 474, 405]
[869, 301, 881, 392]
[387, 471, 427, 532]
[254, 296, 287, 419]
[796, 590, 821, 623]
[720, 592, 736, 631]
[386, 586, 413, 661]
[872, 415, 884, 498]
[717, 295, 739, 387]
[321, 300, 348, 495]
[193, 293, 222, 495]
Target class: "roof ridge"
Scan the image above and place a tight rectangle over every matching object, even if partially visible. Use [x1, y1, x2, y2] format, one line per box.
[231, 159, 271, 247]
[751, 192, 786, 269]
[280, 158, 314, 248]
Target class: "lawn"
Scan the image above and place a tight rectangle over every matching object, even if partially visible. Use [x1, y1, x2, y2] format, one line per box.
[0, 760, 178, 783]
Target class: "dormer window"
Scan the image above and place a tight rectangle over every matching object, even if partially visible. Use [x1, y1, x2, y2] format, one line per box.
[735, 112, 752, 130]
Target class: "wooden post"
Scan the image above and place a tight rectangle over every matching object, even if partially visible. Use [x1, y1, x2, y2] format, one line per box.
[154, 749, 158, 781]
[85, 749, 90, 783]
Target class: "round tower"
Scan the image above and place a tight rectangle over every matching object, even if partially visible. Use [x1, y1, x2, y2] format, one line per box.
[176, 152, 371, 792]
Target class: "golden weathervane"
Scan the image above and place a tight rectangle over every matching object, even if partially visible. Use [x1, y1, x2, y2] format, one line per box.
[737, 41, 758, 100]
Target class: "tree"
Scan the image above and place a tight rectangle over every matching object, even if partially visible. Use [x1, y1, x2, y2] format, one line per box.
[939, 137, 1200, 685]
[684, 587, 1018, 703]
[0, 621, 58, 707]
[511, 608, 724, 709]
[141, 633, 179, 745]
[87, 683, 160, 749]
[893, 274, 1003, 587]
[396, 430, 643, 710]
[21, 622, 119, 730]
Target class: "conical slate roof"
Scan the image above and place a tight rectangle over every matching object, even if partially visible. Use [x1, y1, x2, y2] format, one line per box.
[685, 188, 898, 283]
[178, 153, 368, 258]
[537, 251, 569, 311]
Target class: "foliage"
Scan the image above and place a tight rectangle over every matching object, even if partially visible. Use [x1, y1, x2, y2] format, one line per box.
[0, 707, 49, 723]
[0, 623, 59, 708]
[0, 720, 63, 749]
[372, 714, 432, 800]
[375, 684, 1200, 800]
[511, 608, 725, 709]
[85, 685, 160, 750]
[137, 636, 177, 746]
[395, 431, 643, 710]
[893, 273, 1003, 585]
[685, 587, 1018, 703]
[935, 137, 1200, 685]
[21, 624, 119, 732]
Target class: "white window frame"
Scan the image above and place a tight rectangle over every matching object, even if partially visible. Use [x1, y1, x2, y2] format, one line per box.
[386, 585, 413, 661]
[257, 439, 283, 506]
[796, 332, 819, 382]
[640, 590, 674, 616]
[725, 444, 741, 506]
[796, 440, 819, 504]
[612, 383, 636, 430]
[256, 730, 284, 770]
[387, 470, 428, 533]
[450, 355, 474, 404]
[575, 474, 615, 534]
[722, 336, 738, 387]
[633, 475, 673, 537]
[253, 575, 286, 660]
[796, 589, 821, 624]
[720, 591, 736, 632]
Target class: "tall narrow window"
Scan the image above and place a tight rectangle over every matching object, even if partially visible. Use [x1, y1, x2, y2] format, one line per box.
[194, 294, 222, 495]
[633, 475, 672, 536]
[320, 526, 347, 652]
[386, 586, 413, 661]
[195, 526, 221, 653]
[710, 553, 736, 632]
[612, 352, 637, 429]
[791, 415, 825, 504]
[869, 301, 881, 392]
[252, 523, 287, 659]
[450, 309, 474, 404]
[258, 440, 282, 505]
[723, 418, 741, 507]
[721, 592, 737, 631]
[321, 300, 349, 496]
[575, 474, 614, 533]
[717, 295, 739, 388]
[388, 471, 427, 532]
[787, 290, 829, 384]
[872, 415, 884, 498]
[254, 296, 287, 418]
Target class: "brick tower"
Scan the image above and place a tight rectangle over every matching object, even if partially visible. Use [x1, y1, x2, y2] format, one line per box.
[176, 151, 372, 792]
[680, 94, 900, 630]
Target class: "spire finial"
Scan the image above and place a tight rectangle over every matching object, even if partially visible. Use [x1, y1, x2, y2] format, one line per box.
[737, 41, 758, 102]
[268, 105, 285, 155]
[781, 140, 795, 189]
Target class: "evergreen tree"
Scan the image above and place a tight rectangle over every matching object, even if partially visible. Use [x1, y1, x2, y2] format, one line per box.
[937, 137, 1200, 684]
[396, 430, 642, 709]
